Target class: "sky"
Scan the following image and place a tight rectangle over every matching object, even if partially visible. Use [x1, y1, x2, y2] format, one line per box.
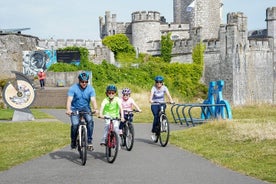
[0, 0, 275, 40]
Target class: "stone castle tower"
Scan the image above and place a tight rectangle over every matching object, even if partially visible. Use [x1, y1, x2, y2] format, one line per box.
[173, 0, 222, 39]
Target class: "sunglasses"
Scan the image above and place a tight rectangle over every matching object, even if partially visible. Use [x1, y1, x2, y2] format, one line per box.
[108, 91, 115, 95]
[123, 94, 129, 96]
[80, 81, 88, 84]
[156, 81, 163, 83]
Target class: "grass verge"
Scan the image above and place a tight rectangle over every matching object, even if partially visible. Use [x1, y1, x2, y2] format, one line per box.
[170, 105, 276, 183]
[0, 121, 69, 171]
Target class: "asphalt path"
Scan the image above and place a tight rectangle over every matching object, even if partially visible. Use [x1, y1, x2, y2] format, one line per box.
[0, 109, 268, 184]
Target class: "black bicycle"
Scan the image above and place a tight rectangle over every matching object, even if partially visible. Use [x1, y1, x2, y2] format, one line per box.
[70, 111, 94, 166]
[120, 110, 140, 151]
[102, 116, 120, 163]
[152, 102, 173, 147]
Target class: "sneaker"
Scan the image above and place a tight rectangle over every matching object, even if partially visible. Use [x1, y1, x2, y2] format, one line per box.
[151, 133, 157, 141]
[88, 143, 94, 151]
[71, 143, 77, 150]
[119, 129, 123, 135]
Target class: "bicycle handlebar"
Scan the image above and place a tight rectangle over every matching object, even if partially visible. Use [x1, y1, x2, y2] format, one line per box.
[99, 116, 121, 121]
[123, 109, 141, 114]
[70, 111, 96, 116]
[151, 102, 175, 105]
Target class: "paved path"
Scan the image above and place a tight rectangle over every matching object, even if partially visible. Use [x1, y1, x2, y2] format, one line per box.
[0, 109, 268, 184]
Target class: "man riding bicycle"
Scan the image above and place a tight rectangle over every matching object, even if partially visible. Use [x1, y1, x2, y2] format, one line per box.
[66, 72, 98, 150]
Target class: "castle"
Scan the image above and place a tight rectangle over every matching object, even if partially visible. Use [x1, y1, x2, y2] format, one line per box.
[98, 0, 276, 106]
[0, 0, 275, 106]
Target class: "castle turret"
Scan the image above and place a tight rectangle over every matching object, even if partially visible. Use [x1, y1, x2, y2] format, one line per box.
[131, 11, 161, 54]
[174, 0, 222, 40]
[173, 0, 193, 24]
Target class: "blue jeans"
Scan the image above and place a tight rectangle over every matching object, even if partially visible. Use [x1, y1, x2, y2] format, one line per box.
[70, 113, 94, 144]
[151, 104, 166, 133]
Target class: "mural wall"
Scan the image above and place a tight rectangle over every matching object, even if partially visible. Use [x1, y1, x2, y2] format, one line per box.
[22, 50, 80, 75]
[22, 50, 56, 75]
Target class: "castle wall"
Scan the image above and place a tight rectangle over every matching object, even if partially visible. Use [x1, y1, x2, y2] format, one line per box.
[0, 34, 38, 79]
[38, 38, 114, 64]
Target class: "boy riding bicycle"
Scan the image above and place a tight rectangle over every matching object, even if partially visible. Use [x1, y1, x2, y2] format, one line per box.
[99, 84, 125, 146]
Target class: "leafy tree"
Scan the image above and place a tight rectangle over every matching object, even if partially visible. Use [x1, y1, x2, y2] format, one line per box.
[161, 33, 173, 63]
[102, 34, 135, 57]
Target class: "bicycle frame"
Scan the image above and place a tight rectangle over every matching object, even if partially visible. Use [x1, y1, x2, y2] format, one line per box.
[152, 102, 173, 147]
[103, 116, 120, 163]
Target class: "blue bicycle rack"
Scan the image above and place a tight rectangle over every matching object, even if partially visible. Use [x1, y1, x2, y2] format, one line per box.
[170, 80, 232, 126]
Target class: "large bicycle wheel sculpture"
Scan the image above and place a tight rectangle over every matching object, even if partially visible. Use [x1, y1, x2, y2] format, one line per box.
[2, 71, 36, 111]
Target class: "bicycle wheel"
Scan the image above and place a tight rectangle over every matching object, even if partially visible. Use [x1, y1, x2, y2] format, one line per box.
[125, 123, 134, 151]
[159, 114, 170, 147]
[80, 126, 87, 165]
[106, 131, 119, 163]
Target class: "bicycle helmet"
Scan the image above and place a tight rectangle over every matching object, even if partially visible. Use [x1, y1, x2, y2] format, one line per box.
[78, 72, 89, 81]
[122, 88, 131, 95]
[106, 84, 117, 92]
[155, 75, 164, 82]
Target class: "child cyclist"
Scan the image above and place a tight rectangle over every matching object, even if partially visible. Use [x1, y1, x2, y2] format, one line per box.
[119, 88, 142, 135]
[99, 84, 125, 146]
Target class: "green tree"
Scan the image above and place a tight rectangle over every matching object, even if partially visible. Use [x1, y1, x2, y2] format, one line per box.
[161, 33, 173, 63]
[102, 34, 135, 57]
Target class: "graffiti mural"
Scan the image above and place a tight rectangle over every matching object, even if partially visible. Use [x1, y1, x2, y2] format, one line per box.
[22, 50, 57, 75]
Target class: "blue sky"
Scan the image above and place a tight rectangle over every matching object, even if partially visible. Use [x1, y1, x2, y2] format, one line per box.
[0, 0, 275, 40]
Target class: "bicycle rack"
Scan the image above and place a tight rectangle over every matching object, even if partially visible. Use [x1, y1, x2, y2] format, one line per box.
[170, 80, 232, 127]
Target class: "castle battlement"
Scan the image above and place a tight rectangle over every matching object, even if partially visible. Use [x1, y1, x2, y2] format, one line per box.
[38, 39, 103, 50]
[131, 11, 160, 22]
[203, 39, 221, 52]
[248, 39, 272, 51]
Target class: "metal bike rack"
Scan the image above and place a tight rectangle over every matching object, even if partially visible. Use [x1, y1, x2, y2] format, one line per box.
[170, 80, 232, 127]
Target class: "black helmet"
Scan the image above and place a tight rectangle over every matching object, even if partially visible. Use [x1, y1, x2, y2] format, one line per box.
[78, 72, 89, 81]
[106, 84, 117, 92]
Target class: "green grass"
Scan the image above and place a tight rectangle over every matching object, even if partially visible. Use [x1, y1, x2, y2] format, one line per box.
[0, 108, 55, 120]
[0, 121, 69, 171]
[170, 105, 276, 183]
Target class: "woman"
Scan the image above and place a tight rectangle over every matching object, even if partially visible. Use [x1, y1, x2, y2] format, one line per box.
[149, 75, 174, 141]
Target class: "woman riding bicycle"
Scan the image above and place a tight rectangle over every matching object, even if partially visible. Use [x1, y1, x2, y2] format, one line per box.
[99, 84, 125, 146]
[66, 72, 98, 150]
[149, 76, 174, 141]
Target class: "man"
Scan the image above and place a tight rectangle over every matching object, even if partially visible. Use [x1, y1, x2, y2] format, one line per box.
[66, 72, 98, 150]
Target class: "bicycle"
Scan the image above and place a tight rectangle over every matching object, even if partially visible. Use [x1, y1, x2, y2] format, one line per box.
[152, 102, 174, 147]
[70, 111, 94, 166]
[101, 116, 120, 163]
[120, 109, 140, 151]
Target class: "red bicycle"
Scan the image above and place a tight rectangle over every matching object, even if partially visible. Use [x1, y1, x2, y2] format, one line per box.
[103, 116, 120, 163]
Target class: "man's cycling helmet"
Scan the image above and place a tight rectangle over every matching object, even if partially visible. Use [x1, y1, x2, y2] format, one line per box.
[155, 75, 164, 82]
[106, 84, 117, 92]
[78, 72, 89, 81]
[122, 88, 131, 95]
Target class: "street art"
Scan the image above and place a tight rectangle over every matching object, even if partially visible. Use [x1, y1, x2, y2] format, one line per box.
[22, 50, 57, 75]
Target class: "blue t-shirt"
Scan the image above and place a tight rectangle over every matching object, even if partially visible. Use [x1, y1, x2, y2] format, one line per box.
[151, 85, 168, 103]
[68, 83, 96, 111]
